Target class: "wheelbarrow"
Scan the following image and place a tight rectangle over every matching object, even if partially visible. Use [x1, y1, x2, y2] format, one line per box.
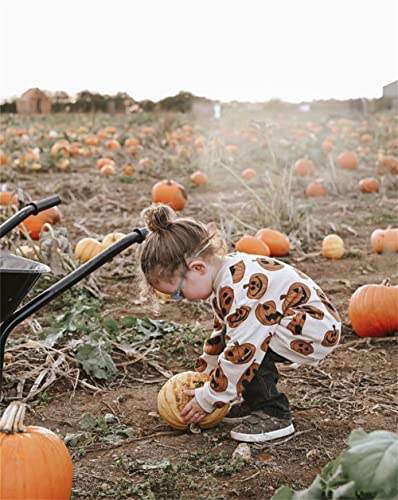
[0, 195, 147, 399]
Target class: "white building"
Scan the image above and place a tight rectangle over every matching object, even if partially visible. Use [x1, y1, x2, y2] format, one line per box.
[383, 80, 398, 98]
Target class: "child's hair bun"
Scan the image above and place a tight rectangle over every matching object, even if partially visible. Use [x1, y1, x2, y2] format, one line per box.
[141, 203, 176, 232]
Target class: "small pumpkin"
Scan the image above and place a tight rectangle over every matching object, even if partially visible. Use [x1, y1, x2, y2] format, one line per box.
[256, 228, 290, 257]
[97, 158, 114, 170]
[376, 155, 398, 175]
[348, 279, 398, 337]
[370, 228, 398, 253]
[293, 159, 315, 176]
[236, 235, 271, 256]
[336, 152, 358, 170]
[322, 139, 333, 153]
[241, 168, 257, 179]
[190, 171, 208, 186]
[123, 164, 135, 176]
[157, 372, 228, 430]
[359, 177, 379, 193]
[304, 182, 327, 198]
[100, 164, 116, 176]
[101, 232, 126, 249]
[0, 191, 18, 206]
[18, 207, 61, 240]
[75, 237, 103, 263]
[105, 139, 121, 151]
[321, 234, 345, 259]
[151, 179, 187, 211]
[0, 402, 73, 499]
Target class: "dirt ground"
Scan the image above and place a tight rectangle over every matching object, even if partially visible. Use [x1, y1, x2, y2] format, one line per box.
[1, 110, 397, 499]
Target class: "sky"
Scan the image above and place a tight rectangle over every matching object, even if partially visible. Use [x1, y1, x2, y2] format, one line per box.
[1, 0, 397, 103]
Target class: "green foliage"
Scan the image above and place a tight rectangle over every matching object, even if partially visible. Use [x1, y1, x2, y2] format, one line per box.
[65, 412, 138, 451]
[39, 291, 207, 381]
[272, 428, 398, 500]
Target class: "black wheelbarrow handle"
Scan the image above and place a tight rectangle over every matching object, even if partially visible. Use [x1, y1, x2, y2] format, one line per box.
[0, 227, 148, 399]
[0, 195, 62, 238]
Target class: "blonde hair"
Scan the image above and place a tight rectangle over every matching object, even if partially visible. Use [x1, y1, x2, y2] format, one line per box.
[139, 203, 227, 287]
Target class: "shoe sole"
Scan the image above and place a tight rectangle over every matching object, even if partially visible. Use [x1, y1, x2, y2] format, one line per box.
[223, 415, 251, 424]
[230, 423, 295, 443]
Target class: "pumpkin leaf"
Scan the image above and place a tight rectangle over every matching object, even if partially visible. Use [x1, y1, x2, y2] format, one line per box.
[76, 338, 118, 380]
[272, 476, 324, 499]
[341, 428, 398, 498]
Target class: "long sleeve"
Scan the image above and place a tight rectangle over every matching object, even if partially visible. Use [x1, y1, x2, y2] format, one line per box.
[194, 315, 226, 376]
[195, 297, 274, 412]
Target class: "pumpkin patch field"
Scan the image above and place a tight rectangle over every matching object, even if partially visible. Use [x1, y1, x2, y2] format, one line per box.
[0, 105, 397, 499]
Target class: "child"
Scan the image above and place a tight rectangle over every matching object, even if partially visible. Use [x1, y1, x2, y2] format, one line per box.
[140, 204, 341, 443]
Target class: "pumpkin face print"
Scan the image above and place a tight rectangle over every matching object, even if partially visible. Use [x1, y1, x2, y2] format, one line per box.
[212, 297, 225, 320]
[280, 283, 311, 313]
[315, 288, 341, 322]
[286, 311, 306, 335]
[227, 306, 251, 328]
[243, 273, 268, 299]
[261, 334, 273, 352]
[210, 364, 229, 392]
[254, 257, 284, 271]
[195, 358, 207, 372]
[321, 325, 340, 347]
[255, 301, 283, 325]
[219, 287, 234, 317]
[204, 334, 224, 356]
[237, 362, 260, 394]
[224, 342, 256, 364]
[297, 305, 325, 320]
[290, 339, 314, 356]
[229, 260, 246, 283]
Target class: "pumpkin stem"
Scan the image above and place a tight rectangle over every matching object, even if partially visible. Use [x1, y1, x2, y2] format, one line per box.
[0, 401, 27, 434]
[381, 279, 391, 287]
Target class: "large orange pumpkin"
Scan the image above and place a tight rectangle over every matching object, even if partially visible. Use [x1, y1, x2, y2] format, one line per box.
[151, 179, 187, 211]
[370, 228, 398, 253]
[336, 152, 358, 170]
[348, 279, 398, 337]
[293, 159, 315, 176]
[0, 402, 73, 499]
[236, 235, 271, 256]
[256, 228, 290, 256]
[18, 207, 61, 240]
[157, 371, 228, 430]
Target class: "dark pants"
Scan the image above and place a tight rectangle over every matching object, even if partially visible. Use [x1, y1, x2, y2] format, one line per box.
[241, 348, 292, 420]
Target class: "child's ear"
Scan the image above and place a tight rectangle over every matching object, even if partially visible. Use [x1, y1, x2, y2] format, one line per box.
[190, 260, 207, 274]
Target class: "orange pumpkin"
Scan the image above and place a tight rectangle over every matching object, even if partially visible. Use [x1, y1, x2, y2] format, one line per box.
[125, 137, 140, 148]
[241, 168, 257, 179]
[157, 371, 228, 430]
[322, 139, 333, 153]
[236, 235, 271, 256]
[0, 402, 73, 499]
[151, 179, 187, 211]
[293, 159, 315, 177]
[256, 229, 290, 256]
[190, 171, 208, 186]
[97, 158, 115, 170]
[305, 182, 327, 197]
[139, 158, 153, 168]
[370, 228, 398, 253]
[359, 177, 379, 193]
[348, 279, 398, 337]
[0, 192, 18, 206]
[123, 164, 135, 176]
[18, 207, 61, 240]
[376, 155, 398, 175]
[105, 139, 121, 151]
[100, 164, 116, 176]
[0, 151, 9, 165]
[336, 152, 358, 170]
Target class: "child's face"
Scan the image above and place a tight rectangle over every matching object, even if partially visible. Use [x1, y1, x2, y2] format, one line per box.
[154, 259, 214, 301]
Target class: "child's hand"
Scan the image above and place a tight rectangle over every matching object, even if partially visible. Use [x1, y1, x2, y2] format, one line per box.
[180, 390, 209, 424]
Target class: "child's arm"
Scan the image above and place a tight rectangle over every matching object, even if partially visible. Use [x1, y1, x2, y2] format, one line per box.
[194, 305, 274, 413]
[194, 319, 226, 376]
